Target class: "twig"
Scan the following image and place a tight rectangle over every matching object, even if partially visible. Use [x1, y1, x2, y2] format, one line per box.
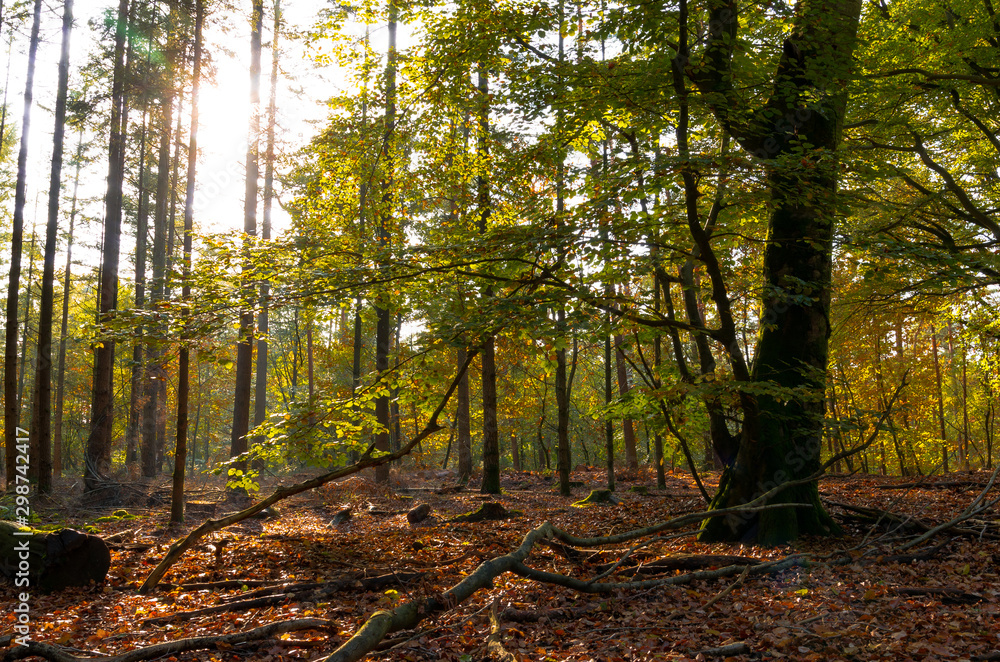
[702, 565, 750, 609]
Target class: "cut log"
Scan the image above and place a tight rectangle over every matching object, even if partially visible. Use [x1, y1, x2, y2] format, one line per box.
[0, 521, 111, 591]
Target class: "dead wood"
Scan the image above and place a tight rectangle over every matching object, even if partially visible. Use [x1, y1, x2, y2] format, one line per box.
[875, 481, 989, 490]
[892, 586, 986, 604]
[1, 618, 335, 662]
[144, 572, 425, 625]
[703, 565, 751, 610]
[541, 539, 587, 564]
[572, 489, 618, 507]
[972, 652, 1000, 661]
[320, 501, 816, 662]
[594, 553, 761, 576]
[877, 539, 952, 564]
[143, 593, 304, 625]
[158, 578, 288, 591]
[407, 503, 432, 524]
[138, 350, 479, 594]
[0, 521, 111, 591]
[499, 606, 594, 623]
[697, 642, 750, 657]
[449, 501, 510, 523]
[485, 599, 516, 662]
[329, 507, 353, 526]
[826, 499, 1000, 542]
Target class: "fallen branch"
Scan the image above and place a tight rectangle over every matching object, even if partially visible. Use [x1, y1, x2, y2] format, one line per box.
[139, 350, 478, 594]
[1, 618, 335, 662]
[875, 480, 989, 490]
[320, 500, 815, 662]
[485, 599, 516, 662]
[697, 642, 750, 657]
[143, 592, 303, 625]
[595, 554, 761, 577]
[893, 586, 985, 604]
[144, 572, 424, 625]
[703, 565, 750, 610]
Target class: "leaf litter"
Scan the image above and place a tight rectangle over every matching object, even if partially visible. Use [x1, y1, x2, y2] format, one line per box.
[2, 468, 999, 661]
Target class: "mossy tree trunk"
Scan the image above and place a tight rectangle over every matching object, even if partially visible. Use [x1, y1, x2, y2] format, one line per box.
[691, 0, 862, 544]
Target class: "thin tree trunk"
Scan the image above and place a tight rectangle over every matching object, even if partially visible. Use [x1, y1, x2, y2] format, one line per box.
[28, 0, 74, 495]
[553, 9, 571, 496]
[602, 140, 615, 492]
[126, 98, 151, 468]
[373, 1, 398, 484]
[19, 230, 37, 444]
[173, 0, 204, 523]
[475, 62, 500, 494]
[54, 131, 84, 478]
[932, 326, 948, 473]
[230, 0, 264, 494]
[456, 345, 472, 480]
[961, 334, 970, 471]
[253, 0, 280, 452]
[3, 0, 41, 487]
[613, 334, 638, 471]
[85, 0, 130, 490]
[652, 274, 666, 489]
[142, 61, 176, 477]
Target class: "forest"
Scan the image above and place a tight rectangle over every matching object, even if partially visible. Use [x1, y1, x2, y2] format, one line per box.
[1, 0, 1000, 659]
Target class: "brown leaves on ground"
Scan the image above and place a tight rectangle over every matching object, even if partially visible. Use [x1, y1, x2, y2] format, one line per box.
[2, 468, 999, 661]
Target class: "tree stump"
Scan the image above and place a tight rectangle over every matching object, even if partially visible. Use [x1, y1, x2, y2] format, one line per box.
[449, 501, 510, 523]
[407, 503, 432, 524]
[572, 489, 619, 507]
[328, 507, 352, 526]
[186, 501, 217, 518]
[0, 521, 111, 591]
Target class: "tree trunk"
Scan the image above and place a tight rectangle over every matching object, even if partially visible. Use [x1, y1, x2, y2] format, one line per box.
[126, 99, 151, 469]
[456, 346, 472, 480]
[477, 63, 500, 495]
[3, 0, 42, 487]
[373, 1, 398, 483]
[932, 326, 948, 473]
[28, 0, 74, 495]
[18, 230, 37, 429]
[173, 0, 204, 524]
[85, 0, 130, 491]
[230, 0, 264, 493]
[613, 335, 637, 471]
[253, 0, 280, 455]
[54, 131, 84, 478]
[695, 0, 862, 544]
[142, 58, 176, 478]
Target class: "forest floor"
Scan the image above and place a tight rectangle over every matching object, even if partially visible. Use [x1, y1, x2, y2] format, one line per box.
[2, 467, 1000, 662]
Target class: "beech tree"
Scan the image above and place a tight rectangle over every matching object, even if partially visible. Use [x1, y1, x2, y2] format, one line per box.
[689, 0, 864, 543]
